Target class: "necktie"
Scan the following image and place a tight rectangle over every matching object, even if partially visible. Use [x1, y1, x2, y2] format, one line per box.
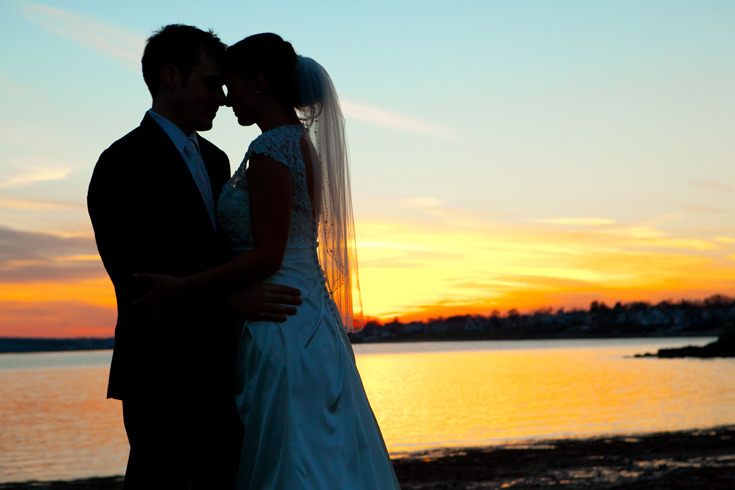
[183, 138, 216, 229]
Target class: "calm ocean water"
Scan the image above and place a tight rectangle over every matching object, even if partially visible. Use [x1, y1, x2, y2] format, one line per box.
[1, 337, 733, 483]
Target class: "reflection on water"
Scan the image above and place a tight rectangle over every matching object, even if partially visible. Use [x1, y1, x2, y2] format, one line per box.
[1, 338, 734, 482]
[0, 352, 127, 483]
[355, 339, 735, 453]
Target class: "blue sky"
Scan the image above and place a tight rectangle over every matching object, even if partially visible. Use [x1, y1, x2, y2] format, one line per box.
[2, 1, 735, 334]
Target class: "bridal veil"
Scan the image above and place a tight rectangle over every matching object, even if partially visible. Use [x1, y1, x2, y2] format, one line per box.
[294, 56, 363, 332]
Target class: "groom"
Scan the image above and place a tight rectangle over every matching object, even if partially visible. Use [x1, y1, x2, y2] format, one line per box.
[88, 25, 299, 489]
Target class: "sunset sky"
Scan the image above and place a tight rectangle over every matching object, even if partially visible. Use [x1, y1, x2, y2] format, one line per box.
[1, 0, 735, 337]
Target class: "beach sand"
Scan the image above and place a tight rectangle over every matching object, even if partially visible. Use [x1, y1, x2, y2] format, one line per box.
[2, 426, 733, 489]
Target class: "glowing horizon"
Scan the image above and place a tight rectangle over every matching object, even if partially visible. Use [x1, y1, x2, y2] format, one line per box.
[4, 213, 735, 336]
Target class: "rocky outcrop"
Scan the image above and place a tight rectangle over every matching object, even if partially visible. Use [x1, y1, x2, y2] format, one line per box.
[636, 332, 735, 358]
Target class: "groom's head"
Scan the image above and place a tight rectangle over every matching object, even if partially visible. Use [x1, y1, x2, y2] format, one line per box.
[143, 24, 227, 134]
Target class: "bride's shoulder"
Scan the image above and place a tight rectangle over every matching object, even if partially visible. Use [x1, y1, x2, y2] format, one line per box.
[246, 125, 304, 168]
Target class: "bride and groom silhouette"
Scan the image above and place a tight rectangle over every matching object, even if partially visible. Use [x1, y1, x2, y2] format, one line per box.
[88, 24, 400, 489]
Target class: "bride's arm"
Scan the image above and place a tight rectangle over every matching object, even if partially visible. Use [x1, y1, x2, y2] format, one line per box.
[135, 155, 292, 305]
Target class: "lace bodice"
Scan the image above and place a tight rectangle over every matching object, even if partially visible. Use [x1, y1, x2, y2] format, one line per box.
[217, 125, 316, 251]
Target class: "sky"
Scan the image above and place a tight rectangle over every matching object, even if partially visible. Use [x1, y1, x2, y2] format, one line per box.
[1, 0, 735, 337]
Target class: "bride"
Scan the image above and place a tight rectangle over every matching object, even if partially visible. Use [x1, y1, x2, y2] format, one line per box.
[138, 33, 401, 489]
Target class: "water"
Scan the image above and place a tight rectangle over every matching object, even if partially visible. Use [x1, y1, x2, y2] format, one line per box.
[1, 338, 733, 483]
[0, 351, 127, 483]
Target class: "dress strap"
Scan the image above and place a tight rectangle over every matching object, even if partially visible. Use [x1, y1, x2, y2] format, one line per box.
[245, 125, 303, 170]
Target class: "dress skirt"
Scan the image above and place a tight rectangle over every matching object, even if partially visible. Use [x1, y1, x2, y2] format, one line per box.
[234, 248, 401, 489]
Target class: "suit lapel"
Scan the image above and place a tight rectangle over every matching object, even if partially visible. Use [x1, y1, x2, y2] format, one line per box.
[139, 114, 216, 232]
[198, 138, 228, 204]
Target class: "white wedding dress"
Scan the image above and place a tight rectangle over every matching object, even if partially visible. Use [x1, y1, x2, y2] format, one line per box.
[217, 124, 401, 489]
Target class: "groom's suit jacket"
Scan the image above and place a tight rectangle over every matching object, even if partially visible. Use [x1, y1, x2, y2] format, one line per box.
[88, 113, 233, 401]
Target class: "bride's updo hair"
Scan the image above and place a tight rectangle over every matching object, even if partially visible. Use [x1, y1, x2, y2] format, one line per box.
[225, 33, 299, 107]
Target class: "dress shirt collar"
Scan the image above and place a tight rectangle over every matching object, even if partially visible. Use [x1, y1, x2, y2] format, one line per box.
[147, 109, 200, 154]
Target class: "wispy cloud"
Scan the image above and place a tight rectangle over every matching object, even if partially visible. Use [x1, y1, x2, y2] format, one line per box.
[683, 205, 730, 214]
[539, 217, 616, 226]
[408, 196, 446, 209]
[0, 71, 30, 96]
[404, 196, 454, 217]
[531, 216, 718, 251]
[0, 198, 81, 211]
[0, 158, 78, 188]
[341, 100, 460, 140]
[688, 179, 735, 192]
[360, 242, 431, 251]
[0, 227, 103, 283]
[397, 196, 512, 222]
[630, 237, 719, 251]
[19, 3, 144, 70]
[597, 225, 666, 240]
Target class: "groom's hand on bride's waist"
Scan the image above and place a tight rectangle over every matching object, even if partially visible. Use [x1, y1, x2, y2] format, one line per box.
[230, 283, 302, 322]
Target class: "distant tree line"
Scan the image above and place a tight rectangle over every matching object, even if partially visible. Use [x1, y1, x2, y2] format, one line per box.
[350, 294, 735, 343]
[0, 337, 115, 353]
[3, 295, 735, 353]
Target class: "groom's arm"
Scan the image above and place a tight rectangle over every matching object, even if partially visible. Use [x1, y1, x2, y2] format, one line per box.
[230, 283, 301, 322]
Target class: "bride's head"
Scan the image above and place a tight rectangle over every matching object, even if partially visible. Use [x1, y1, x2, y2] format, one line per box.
[225, 33, 328, 128]
[225, 33, 299, 127]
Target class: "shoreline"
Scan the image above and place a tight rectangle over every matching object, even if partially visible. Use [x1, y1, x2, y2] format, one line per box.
[393, 425, 735, 489]
[0, 333, 722, 355]
[351, 332, 723, 346]
[3, 426, 734, 489]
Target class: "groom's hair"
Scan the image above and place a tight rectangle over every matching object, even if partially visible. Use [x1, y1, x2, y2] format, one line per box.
[142, 24, 227, 97]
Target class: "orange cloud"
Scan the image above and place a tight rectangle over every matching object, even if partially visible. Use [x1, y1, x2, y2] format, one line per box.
[355, 214, 735, 322]
[0, 299, 115, 337]
[0, 226, 117, 337]
[0, 278, 116, 337]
